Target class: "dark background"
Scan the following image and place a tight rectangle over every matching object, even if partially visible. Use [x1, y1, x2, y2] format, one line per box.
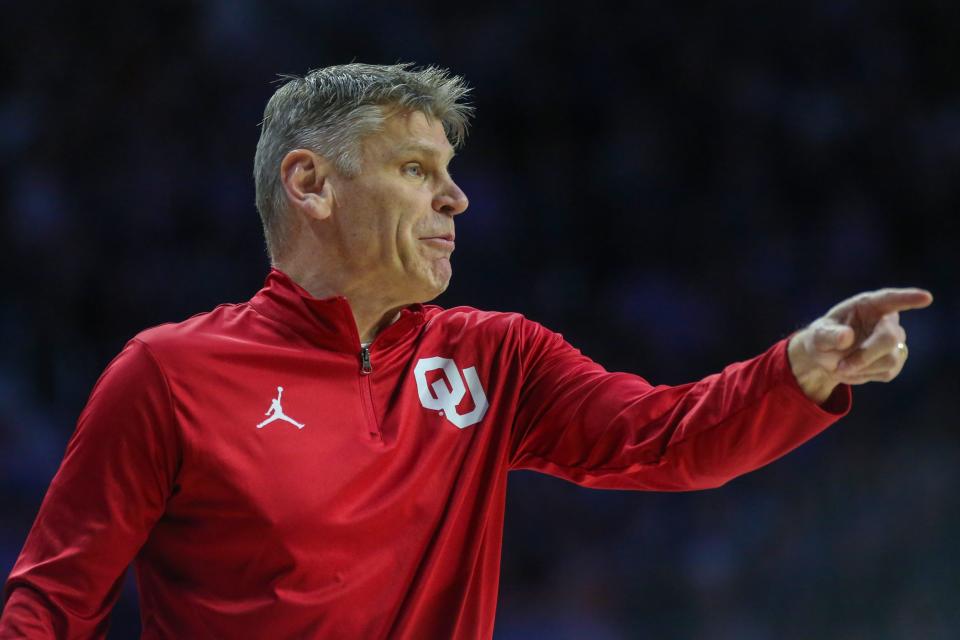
[2, 1, 958, 638]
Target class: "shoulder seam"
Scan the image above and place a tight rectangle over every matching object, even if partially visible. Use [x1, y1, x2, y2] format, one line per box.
[131, 338, 185, 472]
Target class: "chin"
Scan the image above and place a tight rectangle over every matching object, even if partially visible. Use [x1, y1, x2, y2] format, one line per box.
[416, 280, 448, 303]
[411, 260, 452, 302]
[410, 272, 450, 303]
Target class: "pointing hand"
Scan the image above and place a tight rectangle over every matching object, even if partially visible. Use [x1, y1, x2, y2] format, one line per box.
[787, 288, 933, 404]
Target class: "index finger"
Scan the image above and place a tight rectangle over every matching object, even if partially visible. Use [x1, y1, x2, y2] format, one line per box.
[864, 287, 934, 313]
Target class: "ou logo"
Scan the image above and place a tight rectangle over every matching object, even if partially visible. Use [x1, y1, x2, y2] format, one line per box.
[414, 357, 489, 429]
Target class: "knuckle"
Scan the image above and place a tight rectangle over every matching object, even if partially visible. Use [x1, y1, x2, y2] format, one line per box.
[879, 333, 898, 349]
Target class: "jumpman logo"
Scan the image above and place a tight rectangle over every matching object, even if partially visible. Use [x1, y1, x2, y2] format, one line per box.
[256, 386, 305, 430]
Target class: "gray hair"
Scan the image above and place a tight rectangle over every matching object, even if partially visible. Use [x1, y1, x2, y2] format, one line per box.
[253, 62, 474, 260]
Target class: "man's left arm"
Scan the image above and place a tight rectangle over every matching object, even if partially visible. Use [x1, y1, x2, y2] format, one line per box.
[787, 287, 932, 404]
[507, 287, 932, 491]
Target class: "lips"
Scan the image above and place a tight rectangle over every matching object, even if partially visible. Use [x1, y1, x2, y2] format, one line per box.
[420, 234, 455, 251]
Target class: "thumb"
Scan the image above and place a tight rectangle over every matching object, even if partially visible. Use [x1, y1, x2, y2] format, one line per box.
[811, 321, 855, 352]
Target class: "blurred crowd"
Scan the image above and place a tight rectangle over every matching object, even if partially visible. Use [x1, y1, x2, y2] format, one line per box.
[1, 1, 957, 637]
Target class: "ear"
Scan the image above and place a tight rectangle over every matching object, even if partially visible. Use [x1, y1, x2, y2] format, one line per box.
[280, 149, 334, 221]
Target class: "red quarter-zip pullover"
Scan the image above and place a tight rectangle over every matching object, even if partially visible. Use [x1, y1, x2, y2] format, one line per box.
[1, 269, 851, 638]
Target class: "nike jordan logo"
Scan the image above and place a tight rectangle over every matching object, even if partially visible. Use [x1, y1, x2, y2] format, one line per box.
[256, 386, 305, 430]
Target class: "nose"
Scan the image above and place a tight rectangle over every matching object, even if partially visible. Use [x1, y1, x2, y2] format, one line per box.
[433, 177, 469, 217]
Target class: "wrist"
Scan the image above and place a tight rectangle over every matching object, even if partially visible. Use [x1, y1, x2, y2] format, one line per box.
[788, 331, 838, 405]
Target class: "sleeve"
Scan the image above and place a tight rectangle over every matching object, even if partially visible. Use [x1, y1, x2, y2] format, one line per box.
[507, 320, 851, 491]
[0, 339, 180, 639]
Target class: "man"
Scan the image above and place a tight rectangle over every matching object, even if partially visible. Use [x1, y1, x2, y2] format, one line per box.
[0, 63, 932, 638]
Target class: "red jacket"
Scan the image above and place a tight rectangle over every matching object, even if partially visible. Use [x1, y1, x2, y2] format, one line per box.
[1, 269, 850, 638]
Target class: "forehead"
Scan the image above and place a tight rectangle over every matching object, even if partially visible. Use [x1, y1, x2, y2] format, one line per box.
[365, 110, 455, 161]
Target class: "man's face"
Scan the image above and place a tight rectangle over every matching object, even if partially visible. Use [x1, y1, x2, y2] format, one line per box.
[328, 110, 469, 304]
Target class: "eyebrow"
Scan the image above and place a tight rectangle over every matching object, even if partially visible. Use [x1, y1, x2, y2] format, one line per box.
[393, 142, 456, 163]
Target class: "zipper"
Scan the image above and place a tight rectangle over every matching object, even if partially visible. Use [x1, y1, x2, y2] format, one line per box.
[357, 346, 381, 440]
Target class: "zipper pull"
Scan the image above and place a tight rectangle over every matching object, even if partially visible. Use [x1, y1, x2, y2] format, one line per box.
[359, 346, 372, 374]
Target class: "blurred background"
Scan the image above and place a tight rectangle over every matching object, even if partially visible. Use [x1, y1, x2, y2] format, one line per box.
[1, 1, 958, 638]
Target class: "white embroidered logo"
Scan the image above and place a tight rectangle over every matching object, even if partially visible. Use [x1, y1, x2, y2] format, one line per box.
[414, 357, 489, 429]
[256, 386, 305, 430]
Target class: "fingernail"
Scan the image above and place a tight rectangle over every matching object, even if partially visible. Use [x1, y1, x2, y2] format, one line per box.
[837, 361, 849, 371]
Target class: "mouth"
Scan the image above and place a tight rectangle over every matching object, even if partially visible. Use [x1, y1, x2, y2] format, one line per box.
[420, 234, 455, 251]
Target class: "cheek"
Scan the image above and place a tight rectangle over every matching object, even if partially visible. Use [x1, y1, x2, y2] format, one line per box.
[397, 232, 426, 272]
[349, 195, 403, 258]
[349, 181, 427, 263]
[396, 216, 426, 257]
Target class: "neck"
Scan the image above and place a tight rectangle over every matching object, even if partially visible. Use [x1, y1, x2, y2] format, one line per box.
[276, 260, 406, 344]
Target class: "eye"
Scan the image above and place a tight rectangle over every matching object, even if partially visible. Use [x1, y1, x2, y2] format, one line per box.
[403, 162, 425, 178]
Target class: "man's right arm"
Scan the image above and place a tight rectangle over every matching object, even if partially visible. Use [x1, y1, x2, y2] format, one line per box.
[1, 339, 180, 639]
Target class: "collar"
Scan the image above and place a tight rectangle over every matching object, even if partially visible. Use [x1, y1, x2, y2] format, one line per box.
[248, 268, 426, 353]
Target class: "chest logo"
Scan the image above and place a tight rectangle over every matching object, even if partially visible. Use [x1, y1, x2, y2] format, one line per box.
[414, 357, 489, 429]
[256, 386, 305, 430]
